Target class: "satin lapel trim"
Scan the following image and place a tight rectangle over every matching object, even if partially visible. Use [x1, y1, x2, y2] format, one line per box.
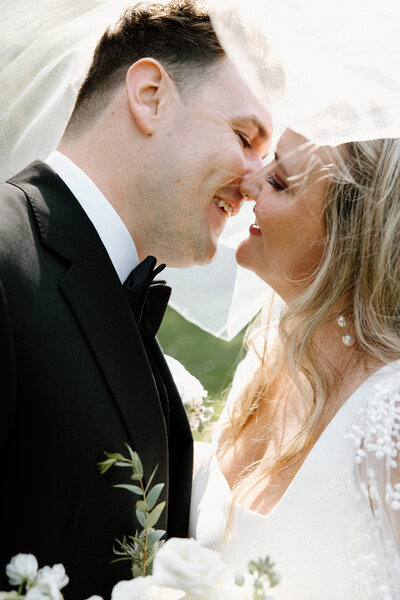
[59, 230, 168, 484]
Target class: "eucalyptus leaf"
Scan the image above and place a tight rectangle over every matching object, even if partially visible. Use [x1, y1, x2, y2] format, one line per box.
[113, 483, 143, 495]
[147, 528, 166, 547]
[105, 452, 124, 460]
[136, 508, 146, 528]
[99, 458, 114, 466]
[144, 463, 159, 494]
[126, 444, 144, 477]
[97, 460, 115, 474]
[145, 501, 166, 529]
[130, 473, 143, 481]
[136, 499, 149, 513]
[135, 459, 144, 479]
[146, 483, 164, 511]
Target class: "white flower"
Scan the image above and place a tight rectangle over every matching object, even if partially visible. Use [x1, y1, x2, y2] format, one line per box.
[25, 586, 52, 600]
[0, 593, 22, 599]
[85, 597, 104, 600]
[165, 356, 207, 406]
[24, 564, 69, 600]
[152, 537, 234, 598]
[165, 356, 211, 433]
[6, 554, 39, 586]
[36, 565, 69, 591]
[111, 577, 184, 600]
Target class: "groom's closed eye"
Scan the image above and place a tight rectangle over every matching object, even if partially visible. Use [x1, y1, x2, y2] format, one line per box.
[233, 115, 272, 158]
[236, 131, 252, 148]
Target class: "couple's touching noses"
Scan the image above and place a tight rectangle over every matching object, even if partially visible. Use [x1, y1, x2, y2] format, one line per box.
[0, 1, 271, 597]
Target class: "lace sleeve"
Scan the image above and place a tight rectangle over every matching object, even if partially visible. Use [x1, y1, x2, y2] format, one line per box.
[346, 383, 400, 597]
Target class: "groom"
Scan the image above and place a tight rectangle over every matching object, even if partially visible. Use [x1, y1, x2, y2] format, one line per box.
[0, 1, 271, 597]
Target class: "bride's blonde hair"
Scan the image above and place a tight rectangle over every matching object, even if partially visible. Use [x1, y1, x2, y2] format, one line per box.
[219, 137, 400, 503]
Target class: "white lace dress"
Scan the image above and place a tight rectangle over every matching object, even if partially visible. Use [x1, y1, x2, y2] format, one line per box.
[189, 350, 400, 600]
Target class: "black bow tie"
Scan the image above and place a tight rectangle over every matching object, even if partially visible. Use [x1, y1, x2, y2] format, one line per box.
[123, 256, 171, 337]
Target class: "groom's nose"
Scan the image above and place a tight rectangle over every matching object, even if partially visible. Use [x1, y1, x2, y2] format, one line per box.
[244, 150, 264, 178]
[240, 166, 266, 201]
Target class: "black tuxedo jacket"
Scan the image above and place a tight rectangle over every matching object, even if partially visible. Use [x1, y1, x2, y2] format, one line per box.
[0, 162, 193, 599]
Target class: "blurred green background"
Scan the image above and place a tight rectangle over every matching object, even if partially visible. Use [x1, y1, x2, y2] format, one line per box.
[158, 306, 246, 403]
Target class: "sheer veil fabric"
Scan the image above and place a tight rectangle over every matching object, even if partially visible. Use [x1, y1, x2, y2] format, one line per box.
[2, 0, 400, 592]
[1, 0, 400, 339]
[207, 0, 400, 145]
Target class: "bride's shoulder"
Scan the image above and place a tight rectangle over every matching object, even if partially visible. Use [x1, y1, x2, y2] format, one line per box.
[347, 361, 400, 467]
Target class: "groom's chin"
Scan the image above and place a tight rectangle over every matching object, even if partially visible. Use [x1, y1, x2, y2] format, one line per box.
[163, 245, 217, 269]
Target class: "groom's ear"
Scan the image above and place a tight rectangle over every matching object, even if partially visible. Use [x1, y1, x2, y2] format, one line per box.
[126, 58, 176, 135]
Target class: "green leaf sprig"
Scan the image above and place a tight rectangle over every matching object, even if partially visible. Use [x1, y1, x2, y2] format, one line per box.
[98, 444, 166, 578]
[248, 556, 281, 599]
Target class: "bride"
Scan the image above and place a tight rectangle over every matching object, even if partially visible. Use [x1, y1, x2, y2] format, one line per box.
[190, 128, 400, 598]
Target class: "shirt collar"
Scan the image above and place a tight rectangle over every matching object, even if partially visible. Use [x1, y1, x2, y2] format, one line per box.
[45, 151, 139, 283]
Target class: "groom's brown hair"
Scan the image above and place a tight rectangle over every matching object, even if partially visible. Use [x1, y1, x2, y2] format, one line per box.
[65, 0, 225, 134]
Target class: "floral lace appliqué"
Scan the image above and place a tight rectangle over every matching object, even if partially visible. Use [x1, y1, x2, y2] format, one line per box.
[345, 383, 400, 600]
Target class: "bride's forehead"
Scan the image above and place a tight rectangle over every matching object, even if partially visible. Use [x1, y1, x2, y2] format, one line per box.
[277, 129, 339, 174]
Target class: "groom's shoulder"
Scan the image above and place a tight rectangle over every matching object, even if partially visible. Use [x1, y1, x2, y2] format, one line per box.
[0, 161, 45, 208]
[0, 162, 51, 260]
[1, 160, 52, 199]
[0, 160, 55, 226]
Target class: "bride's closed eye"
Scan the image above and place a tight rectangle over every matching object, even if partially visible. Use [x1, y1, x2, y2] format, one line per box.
[266, 173, 287, 191]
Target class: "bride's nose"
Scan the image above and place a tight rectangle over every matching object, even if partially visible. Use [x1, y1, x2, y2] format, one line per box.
[240, 165, 268, 201]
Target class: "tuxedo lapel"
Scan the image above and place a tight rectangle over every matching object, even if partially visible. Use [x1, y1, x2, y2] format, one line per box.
[8, 162, 168, 485]
[59, 233, 169, 483]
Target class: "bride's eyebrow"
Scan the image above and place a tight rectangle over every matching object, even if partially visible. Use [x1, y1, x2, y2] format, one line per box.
[274, 151, 289, 177]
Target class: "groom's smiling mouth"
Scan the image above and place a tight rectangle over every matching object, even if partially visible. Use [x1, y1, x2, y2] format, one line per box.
[213, 184, 244, 218]
[214, 197, 234, 218]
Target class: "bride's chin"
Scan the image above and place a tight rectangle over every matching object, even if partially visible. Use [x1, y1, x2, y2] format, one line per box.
[236, 239, 257, 271]
[235, 239, 248, 266]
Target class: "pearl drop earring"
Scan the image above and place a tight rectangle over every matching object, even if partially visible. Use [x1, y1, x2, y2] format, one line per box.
[337, 315, 355, 346]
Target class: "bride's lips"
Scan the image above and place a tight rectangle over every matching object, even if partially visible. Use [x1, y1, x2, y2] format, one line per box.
[250, 209, 262, 236]
[249, 223, 262, 236]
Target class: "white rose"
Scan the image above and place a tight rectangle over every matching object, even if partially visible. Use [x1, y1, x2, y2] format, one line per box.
[6, 554, 38, 586]
[25, 586, 52, 600]
[152, 537, 231, 598]
[36, 565, 69, 591]
[25, 564, 69, 600]
[111, 577, 184, 600]
[200, 584, 247, 600]
[165, 356, 207, 405]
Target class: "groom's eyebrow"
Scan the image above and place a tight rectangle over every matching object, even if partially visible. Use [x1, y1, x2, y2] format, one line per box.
[250, 116, 269, 140]
[236, 115, 270, 142]
[237, 115, 271, 159]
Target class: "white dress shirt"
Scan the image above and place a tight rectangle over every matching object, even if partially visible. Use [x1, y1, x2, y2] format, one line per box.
[46, 151, 139, 283]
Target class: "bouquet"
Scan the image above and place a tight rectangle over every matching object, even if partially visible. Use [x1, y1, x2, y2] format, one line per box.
[1, 362, 280, 599]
